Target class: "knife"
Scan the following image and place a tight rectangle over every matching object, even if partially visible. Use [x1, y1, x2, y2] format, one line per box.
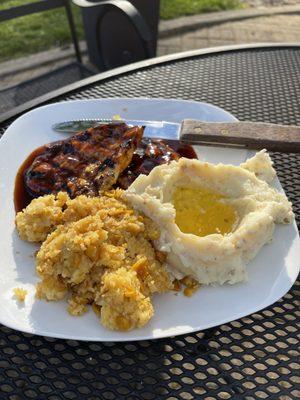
[52, 119, 300, 152]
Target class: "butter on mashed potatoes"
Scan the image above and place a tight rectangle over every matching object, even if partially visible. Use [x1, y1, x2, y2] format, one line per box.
[125, 150, 294, 285]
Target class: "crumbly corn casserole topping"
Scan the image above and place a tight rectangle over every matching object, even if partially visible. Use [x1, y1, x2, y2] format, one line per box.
[16, 190, 173, 331]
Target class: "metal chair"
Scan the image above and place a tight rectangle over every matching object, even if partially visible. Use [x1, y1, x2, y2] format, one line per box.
[72, 0, 159, 70]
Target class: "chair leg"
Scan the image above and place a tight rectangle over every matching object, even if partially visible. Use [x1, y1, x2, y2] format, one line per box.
[64, 0, 82, 63]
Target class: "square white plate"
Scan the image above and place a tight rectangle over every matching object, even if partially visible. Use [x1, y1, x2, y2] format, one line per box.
[0, 98, 299, 342]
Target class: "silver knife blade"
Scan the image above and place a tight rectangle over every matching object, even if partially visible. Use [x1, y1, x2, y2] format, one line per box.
[52, 118, 300, 152]
[52, 119, 181, 140]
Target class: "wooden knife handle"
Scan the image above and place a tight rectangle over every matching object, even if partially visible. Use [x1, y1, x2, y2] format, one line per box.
[180, 120, 300, 152]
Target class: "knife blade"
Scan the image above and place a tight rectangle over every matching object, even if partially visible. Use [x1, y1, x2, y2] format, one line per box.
[52, 119, 180, 140]
[52, 119, 300, 152]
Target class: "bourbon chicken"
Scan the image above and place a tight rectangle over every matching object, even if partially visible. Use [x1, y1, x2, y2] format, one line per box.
[24, 123, 144, 198]
[117, 138, 180, 189]
[21, 123, 197, 206]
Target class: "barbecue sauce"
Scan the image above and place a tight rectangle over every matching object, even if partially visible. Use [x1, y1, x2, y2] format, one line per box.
[117, 139, 198, 188]
[166, 141, 197, 159]
[14, 145, 47, 213]
[14, 140, 197, 213]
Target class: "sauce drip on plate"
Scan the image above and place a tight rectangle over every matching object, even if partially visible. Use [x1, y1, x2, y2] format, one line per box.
[14, 145, 47, 213]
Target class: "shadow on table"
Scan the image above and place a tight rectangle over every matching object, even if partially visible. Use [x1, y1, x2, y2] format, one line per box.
[0, 63, 94, 116]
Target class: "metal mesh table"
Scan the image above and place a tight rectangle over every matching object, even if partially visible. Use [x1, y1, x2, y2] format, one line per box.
[0, 44, 299, 400]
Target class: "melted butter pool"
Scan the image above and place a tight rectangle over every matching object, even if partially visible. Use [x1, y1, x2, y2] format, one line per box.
[173, 186, 237, 237]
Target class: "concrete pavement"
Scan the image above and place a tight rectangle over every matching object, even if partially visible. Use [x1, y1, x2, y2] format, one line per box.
[158, 14, 300, 56]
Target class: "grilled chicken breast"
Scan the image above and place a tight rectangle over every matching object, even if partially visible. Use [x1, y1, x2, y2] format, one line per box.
[117, 138, 180, 189]
[24, 123, 144, 198]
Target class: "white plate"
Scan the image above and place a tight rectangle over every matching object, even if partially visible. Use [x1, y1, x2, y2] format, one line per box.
[0, 98, 299, 342]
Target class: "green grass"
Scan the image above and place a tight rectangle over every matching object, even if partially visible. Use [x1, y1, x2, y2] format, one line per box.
[0, 0, 84, 62]
[160, 0, 241, 19]
[0, 0, 241, 63]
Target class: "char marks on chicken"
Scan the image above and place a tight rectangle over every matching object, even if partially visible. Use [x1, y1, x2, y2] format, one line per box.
[24, 123, 144, 198]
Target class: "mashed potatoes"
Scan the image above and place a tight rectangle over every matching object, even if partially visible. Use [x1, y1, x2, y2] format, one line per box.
[16, 190, 172, 331]
[125, 151, 294, 285]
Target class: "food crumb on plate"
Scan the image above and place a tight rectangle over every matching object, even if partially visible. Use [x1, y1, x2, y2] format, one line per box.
[13, 287, 28, 302]
[173, 277, 200, 297]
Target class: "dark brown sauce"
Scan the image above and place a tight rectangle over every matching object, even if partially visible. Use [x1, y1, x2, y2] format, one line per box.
[14, 140, 197, 213]
[166, 140, 197, 159]
[117, 139, 198, 189]
[14, 145, 47, 213]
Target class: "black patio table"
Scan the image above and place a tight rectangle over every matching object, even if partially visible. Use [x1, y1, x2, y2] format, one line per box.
[0, 44, 299, 400]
